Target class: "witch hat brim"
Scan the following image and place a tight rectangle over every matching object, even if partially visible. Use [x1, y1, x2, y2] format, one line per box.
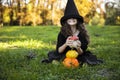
[60, 0, 84, 26]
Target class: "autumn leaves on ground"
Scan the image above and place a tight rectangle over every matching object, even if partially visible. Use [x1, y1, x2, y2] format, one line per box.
[0, 25, 120, 80]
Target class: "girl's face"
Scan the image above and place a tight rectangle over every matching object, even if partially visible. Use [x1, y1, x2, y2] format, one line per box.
[67, 18, 77, 26]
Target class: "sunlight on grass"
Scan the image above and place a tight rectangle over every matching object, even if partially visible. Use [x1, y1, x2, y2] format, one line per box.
[0, 35, 27, 39]
[0, 39, 55, 50]
[0, 27, 19, 32]
[0, 36, 16, 39]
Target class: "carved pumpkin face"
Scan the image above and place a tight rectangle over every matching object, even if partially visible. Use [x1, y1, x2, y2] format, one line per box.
[63, 58, 79, 68]
[66, 50, 78, 58]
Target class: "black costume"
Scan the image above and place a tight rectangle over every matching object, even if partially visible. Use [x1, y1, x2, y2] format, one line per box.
[55, 32, 88, 61]
[41, 32, 103, 65]
[41, 0, 103, 65]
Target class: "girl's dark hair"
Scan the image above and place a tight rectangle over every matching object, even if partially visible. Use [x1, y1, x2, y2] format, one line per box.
[60, 19, 90, 43]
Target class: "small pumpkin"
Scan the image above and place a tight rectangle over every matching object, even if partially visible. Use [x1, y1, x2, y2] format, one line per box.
[63, 58, 79, 68]
[66, 50, 78, 58]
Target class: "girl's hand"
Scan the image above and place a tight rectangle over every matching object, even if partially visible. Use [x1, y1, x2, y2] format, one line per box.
[73, 40, 81, 48]
[73, 40, 83, 55]
[65, 36, 74, 47]
[76, 40, 81, 47]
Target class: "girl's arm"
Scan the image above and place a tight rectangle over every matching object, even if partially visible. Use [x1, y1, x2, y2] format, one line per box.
[76, 46, 83, 55]
[73, 40, 83, 55]
[58, 43, 67, 53]
[58, 36, 73, 53]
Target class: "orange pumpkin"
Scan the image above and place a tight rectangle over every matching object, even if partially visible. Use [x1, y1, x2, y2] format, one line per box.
[63, 58, 79, 68]
[66, 50, 78, 58]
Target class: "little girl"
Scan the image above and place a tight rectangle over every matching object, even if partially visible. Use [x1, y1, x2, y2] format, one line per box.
[41, 0, 103, 65]
[56, 17, 89, 63]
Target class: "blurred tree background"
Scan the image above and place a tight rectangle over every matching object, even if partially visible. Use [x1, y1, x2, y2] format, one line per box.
[0, 0, 120, 27]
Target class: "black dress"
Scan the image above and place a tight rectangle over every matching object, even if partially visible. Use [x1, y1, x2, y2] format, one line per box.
[41, 32, 103, 65]
[55, 32, 88, 62]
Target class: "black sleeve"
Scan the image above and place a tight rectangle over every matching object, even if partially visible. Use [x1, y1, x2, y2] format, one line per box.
[81, 41, 88, 51]
[80, 36, 89, 52]
[56, 32, 66, 51]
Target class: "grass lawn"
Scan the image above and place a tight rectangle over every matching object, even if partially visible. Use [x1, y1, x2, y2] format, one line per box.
[0, 25, 120, 80]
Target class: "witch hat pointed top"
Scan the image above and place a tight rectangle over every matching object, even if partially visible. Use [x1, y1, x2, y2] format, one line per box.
[60, 0, 83, 26]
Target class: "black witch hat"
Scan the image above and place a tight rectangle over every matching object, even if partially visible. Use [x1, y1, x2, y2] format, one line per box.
[60, 0, 84, 26]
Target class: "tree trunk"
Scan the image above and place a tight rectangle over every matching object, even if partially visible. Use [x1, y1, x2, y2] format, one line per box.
[0, 1, 3, 27]
[17, 0, 22, 26]
[9, 9, 14, 26]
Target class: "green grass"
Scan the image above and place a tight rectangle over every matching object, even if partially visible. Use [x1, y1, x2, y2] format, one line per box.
[0, 25, 120, 80]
